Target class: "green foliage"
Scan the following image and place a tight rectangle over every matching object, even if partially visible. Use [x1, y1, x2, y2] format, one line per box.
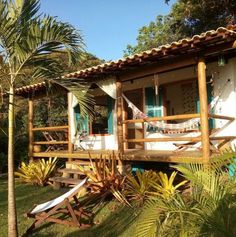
[124, 15, 178, 56]
[136, 152, 236, 237]
[169, 0, 233, 36]
[124, 0, 236, 55]
[78, 153, 130, 206]
[125, 170, 187, 207]
[0, 0, 101, 168]
[15, 157, 58, 186]
[149, 171, 187, 199]
[125, 170, 158, 205]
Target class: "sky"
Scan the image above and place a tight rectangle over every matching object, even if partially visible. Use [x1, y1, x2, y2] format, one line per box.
[40, 0, 175, 61]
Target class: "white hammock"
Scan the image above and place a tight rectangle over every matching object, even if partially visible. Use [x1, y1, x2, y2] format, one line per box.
[122, 94, 219, 132]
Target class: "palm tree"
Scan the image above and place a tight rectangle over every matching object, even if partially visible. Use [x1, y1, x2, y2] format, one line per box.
[0, 1, 86, 236]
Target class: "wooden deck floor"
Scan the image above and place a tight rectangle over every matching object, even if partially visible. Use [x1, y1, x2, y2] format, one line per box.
[32, 149, 214, 163]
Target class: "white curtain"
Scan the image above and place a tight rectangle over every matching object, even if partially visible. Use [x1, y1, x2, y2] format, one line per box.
[69, 77, 117, 144]
[95, 76, 117, 99]
[70, 94, 79, 143]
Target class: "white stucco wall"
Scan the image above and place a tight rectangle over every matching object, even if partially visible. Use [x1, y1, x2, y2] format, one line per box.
[78, 134, 118, 150]
[209, 58, 236, 147]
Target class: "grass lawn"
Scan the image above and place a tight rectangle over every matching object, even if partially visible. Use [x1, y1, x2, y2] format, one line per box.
[0, 175, 139, 237]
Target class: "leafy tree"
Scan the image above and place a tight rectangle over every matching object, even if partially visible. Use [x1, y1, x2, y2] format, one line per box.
[125, 0, 236, 55]
[124, 15, 178, 56]
[0, 0, 85, 236]
[66, 51, 105, 72]
[167, 0, 236, 24]
[169, 0, 236, 36]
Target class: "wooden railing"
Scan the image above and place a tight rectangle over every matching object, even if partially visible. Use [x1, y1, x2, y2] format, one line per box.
[32, 125, 69, 132]
[123, 113, 201, 124]
[122, 113, 235, 146]
[208, 114, 235, 121]
[31, 125, 71, 153]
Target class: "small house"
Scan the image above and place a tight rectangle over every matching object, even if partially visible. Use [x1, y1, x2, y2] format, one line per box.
[15, 26, 236, 168]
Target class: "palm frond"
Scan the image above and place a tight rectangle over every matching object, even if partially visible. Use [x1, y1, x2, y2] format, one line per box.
[0, 0, 84, 81]
[15, 15, 83, 69]
[136, 199, 161, 237]
[48, 78, 94, 119]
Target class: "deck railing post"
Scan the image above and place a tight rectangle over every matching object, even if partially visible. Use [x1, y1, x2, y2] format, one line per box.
[197, 57, 210, 162]
[67, 92, 73, 161]
[116, 77, 124, 172]
[28, 96, 34, 161]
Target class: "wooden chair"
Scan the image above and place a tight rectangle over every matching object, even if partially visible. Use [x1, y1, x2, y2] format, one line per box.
[24, 178, 92, 235]
[42, 131, 66, 152]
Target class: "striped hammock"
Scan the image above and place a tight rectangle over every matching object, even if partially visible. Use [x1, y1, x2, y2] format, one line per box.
[122, 94, 219, 132]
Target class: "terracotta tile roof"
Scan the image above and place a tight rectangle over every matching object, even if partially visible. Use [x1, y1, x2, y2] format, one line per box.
[65, 26, 236, 79]
[14, 26, 236, 96]
[15, 82, 46, 96]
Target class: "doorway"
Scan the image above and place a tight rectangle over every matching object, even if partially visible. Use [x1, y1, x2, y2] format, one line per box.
[123, 89, 144, 149]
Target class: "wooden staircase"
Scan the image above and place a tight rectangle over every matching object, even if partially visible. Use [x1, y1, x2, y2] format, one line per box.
[50, 160, 91, 189]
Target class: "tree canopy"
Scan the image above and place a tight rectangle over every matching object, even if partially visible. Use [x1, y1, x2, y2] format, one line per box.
[124, 0, 236, 56]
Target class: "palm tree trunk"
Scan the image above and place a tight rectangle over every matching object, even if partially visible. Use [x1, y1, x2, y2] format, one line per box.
[8, 85, 18, 237]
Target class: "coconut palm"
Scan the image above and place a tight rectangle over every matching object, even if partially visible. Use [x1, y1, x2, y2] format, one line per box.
[0, 1, 86, 236]
[136, 152, 236, 237]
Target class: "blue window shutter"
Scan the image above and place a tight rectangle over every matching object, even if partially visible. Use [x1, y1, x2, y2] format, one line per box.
[196, 81, 215, 129]
[145, 87, 162, 117]
[74, 105, 89, 133]
[107, 96, 114, 134]
[207, 82, 215, 129]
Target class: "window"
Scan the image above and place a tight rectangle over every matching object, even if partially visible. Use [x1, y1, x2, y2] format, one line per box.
[91, 95, 113, 134]
[165, 80, 198, 116]
[74, 94, 114, 135]
[92, 103, 108, 134]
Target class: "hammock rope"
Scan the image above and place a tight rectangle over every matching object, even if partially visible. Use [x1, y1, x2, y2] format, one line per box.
[122, 90, 223, 133]
[122, 94, 200, 132]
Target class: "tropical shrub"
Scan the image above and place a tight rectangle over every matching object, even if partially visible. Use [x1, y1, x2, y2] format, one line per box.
[149, 171, 187, 199]
[125, 170, 158, 206]
[136, 152, 236, 237]
[125, 170, 187, 207]
[78, 153, 129, 206]
[15, 157, 58, 186]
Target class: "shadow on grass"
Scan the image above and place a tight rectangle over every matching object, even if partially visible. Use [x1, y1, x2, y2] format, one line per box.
[25, 203, 138, 237]
[64, 205, 138, 237]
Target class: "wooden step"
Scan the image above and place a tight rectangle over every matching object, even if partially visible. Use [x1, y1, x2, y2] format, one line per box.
[49, 177, 82, 189]
[66, 160, 91, 166]
[49, 177, 82, 185]
[57, 168, 86, 175]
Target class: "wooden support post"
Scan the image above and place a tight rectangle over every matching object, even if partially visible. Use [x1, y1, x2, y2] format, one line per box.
[116, 78, 124, 173]
[197, 57, 210, 162]
[29, 96, 34, 161]
[122, 109, 128, 150]
[67, 93, 73, 162]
